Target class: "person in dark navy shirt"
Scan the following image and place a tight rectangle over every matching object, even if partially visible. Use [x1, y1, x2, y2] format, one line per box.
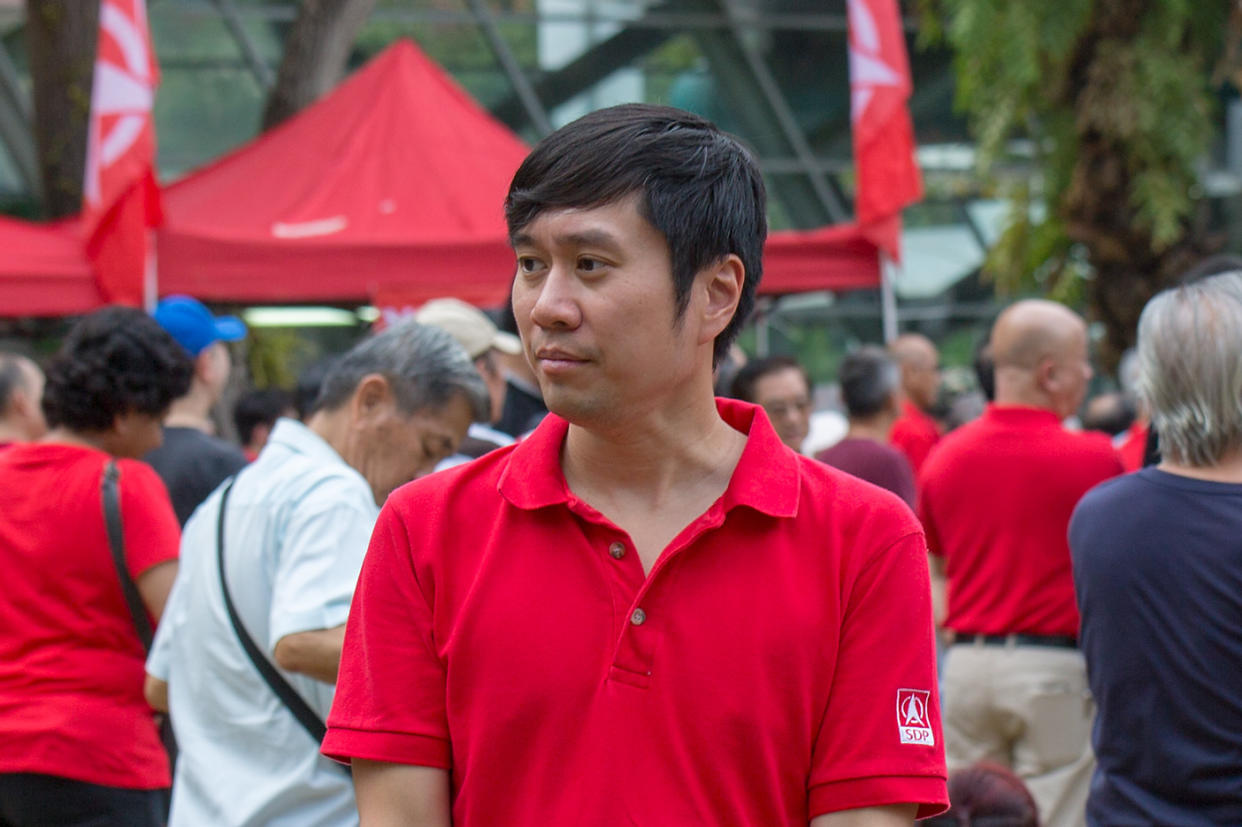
[1071, 270, 1242, 825]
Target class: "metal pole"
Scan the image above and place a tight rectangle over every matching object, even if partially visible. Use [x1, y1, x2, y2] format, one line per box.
[466, 0, 553, 136]
[715, 0, 849, 223]
[880, 251, 899, 344]
[210, 0, 275, 90]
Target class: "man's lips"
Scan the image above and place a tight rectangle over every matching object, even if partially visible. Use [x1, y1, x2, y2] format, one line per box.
[535, 348, 588, 363]
[534, 347, 589, 374]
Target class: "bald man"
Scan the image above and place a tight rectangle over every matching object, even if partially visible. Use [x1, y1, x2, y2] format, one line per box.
[889, 333, 942, 474]
[0, 353, 47, 448]
[917, 301, 1122, 827]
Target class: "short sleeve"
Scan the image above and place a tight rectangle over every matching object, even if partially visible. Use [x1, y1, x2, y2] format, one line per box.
[267, 479, 377, 646]
[916, 475, 943, 557]
[808, 531, 948, 819]
[145, 570, 187, 680]
[322, 502, 451, 769]
[117, 459, 181, 577]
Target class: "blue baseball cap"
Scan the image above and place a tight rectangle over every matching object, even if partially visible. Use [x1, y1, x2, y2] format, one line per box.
[153, 295, 247, 357]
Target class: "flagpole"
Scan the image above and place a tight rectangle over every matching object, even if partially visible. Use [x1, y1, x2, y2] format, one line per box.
[880, 250, 899, 344]
[144, 228, 158, 312]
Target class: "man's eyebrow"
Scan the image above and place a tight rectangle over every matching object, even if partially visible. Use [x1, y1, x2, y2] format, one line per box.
[511, 228, 623, 250]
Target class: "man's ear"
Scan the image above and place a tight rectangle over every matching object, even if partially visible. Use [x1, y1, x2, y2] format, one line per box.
[1035, 356, 1059, 395]
[350, 374, 394, 426]
[697, 254, 745, 345]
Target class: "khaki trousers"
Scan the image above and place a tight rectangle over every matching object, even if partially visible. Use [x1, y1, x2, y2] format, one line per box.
[942, 642, 1094, 827]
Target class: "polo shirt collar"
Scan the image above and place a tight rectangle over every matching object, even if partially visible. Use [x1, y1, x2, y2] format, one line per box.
[267, 417, 350, 469]
[984, 404, 1063, 428]
[498, 398, 799, 519]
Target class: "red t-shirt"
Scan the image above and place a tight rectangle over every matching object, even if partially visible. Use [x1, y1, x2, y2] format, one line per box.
[891, 399, 940, 475]
[0, 443, 180, 788]
[1117, 420, 1149, 472]
[918, 405, 1123, 637]
[325, 399, 948, 824]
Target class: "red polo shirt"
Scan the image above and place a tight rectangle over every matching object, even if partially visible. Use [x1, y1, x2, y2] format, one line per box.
[325, 399, 947, 824]
[918, 405, 1123, 637]
[891, 399, 940, 475]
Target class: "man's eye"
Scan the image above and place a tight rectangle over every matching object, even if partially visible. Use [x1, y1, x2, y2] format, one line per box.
[578, 258, 602, 272]
[517, 257, 541, 273]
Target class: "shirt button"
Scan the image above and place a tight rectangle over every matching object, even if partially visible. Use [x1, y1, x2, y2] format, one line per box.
[630, 608, 647, 626]
[608, 542, 626, 559]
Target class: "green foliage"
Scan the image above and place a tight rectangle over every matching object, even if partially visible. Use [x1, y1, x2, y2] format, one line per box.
[919, 0, 1228, 301]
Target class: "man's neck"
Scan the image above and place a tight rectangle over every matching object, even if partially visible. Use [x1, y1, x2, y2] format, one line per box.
[845, 415, 893, 444]
[0, 423, 27, 444]
[562, 391, 744, 511]
[163, 383, 217, 433]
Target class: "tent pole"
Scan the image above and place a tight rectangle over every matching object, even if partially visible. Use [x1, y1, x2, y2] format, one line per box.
[145, 229, 158, 312]
[880, 251, 898, 344]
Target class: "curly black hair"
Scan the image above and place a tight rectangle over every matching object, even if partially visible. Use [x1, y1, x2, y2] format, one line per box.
[42, 306, 194, 432]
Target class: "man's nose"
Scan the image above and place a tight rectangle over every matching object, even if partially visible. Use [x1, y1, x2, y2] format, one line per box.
[528, 265, 582, 330]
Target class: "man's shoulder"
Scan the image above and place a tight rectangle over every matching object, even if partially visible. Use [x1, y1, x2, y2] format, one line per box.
[149, 427, 247, 470]
[1074, 470, 1147, 518]
[794, 453, 921, 538]
[388, 441, 516, 516]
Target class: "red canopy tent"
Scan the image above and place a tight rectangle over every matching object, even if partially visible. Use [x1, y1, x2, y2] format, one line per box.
[157, 39, 527, 306]
[158, 38, 878, 307]
[0, 216, 101, 316]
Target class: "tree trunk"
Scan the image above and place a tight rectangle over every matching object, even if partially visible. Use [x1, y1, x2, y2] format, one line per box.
[1060, 0, 1209, 370]
[261, 0, 377, 131]
[25, 0, 99, 219]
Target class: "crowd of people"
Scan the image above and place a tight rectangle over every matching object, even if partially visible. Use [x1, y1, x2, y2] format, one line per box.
[0, 103, 1239, 827]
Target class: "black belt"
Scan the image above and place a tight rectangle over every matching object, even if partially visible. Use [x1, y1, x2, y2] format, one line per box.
[954, 633, 1077, 649]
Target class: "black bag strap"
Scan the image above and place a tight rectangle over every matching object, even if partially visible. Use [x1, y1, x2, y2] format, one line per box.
[102, 460, 153, 652]
[216, 477, 346, 770]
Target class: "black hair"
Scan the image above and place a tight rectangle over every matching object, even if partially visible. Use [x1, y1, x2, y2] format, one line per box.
[729, 355, 807, 404]
[838, 346, 900, 419]
[295, 357, 337, 420]
[505, 103, 768, 367]
[233, 388, 294, 444]
[974, 338, 996, 402]
[42, 306, 193, 432]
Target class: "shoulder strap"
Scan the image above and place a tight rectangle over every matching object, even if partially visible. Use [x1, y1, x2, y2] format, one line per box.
[215, 477, 346, 769]
[102, 460, 154, 651]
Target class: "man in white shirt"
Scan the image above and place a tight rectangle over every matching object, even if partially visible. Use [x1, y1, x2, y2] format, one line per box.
[144, 321, 487, 826]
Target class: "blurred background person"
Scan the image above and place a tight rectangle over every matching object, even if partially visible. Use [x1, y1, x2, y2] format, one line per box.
[146, 322, 487, 827]
[0, 307, 192, 827]
[815, 346, 916, 509]
[145, 295, 248, 525]
[730, 354, 812, 453]
[232, 388, 295, 462]
[415, 297, 520, 464]
[1070, 271, 1242, 825]
[293, 357, 337, 423]
[1112, 348, 1148, 471]
[491, 301, 547, 437]
[0, 352, 47, 448]
[920, 300, 1122, 827]
[923, 762, 1040, 827]
[889, 332, 942, 475]
[1079, 391, 1135, 439]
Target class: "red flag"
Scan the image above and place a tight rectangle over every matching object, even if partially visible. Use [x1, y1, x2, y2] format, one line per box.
[83, 0, 161, 306]
[848, 0, 922, 261]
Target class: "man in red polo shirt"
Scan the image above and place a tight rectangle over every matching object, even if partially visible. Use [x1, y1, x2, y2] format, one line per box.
[918, 300, 1122, 827]
[889, 333, 941, 475]
[323, 104, 948, 826]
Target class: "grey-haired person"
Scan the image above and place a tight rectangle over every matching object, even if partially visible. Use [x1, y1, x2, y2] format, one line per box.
[144, 321, 486, 827]
[1070, 270, 1242, 825]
